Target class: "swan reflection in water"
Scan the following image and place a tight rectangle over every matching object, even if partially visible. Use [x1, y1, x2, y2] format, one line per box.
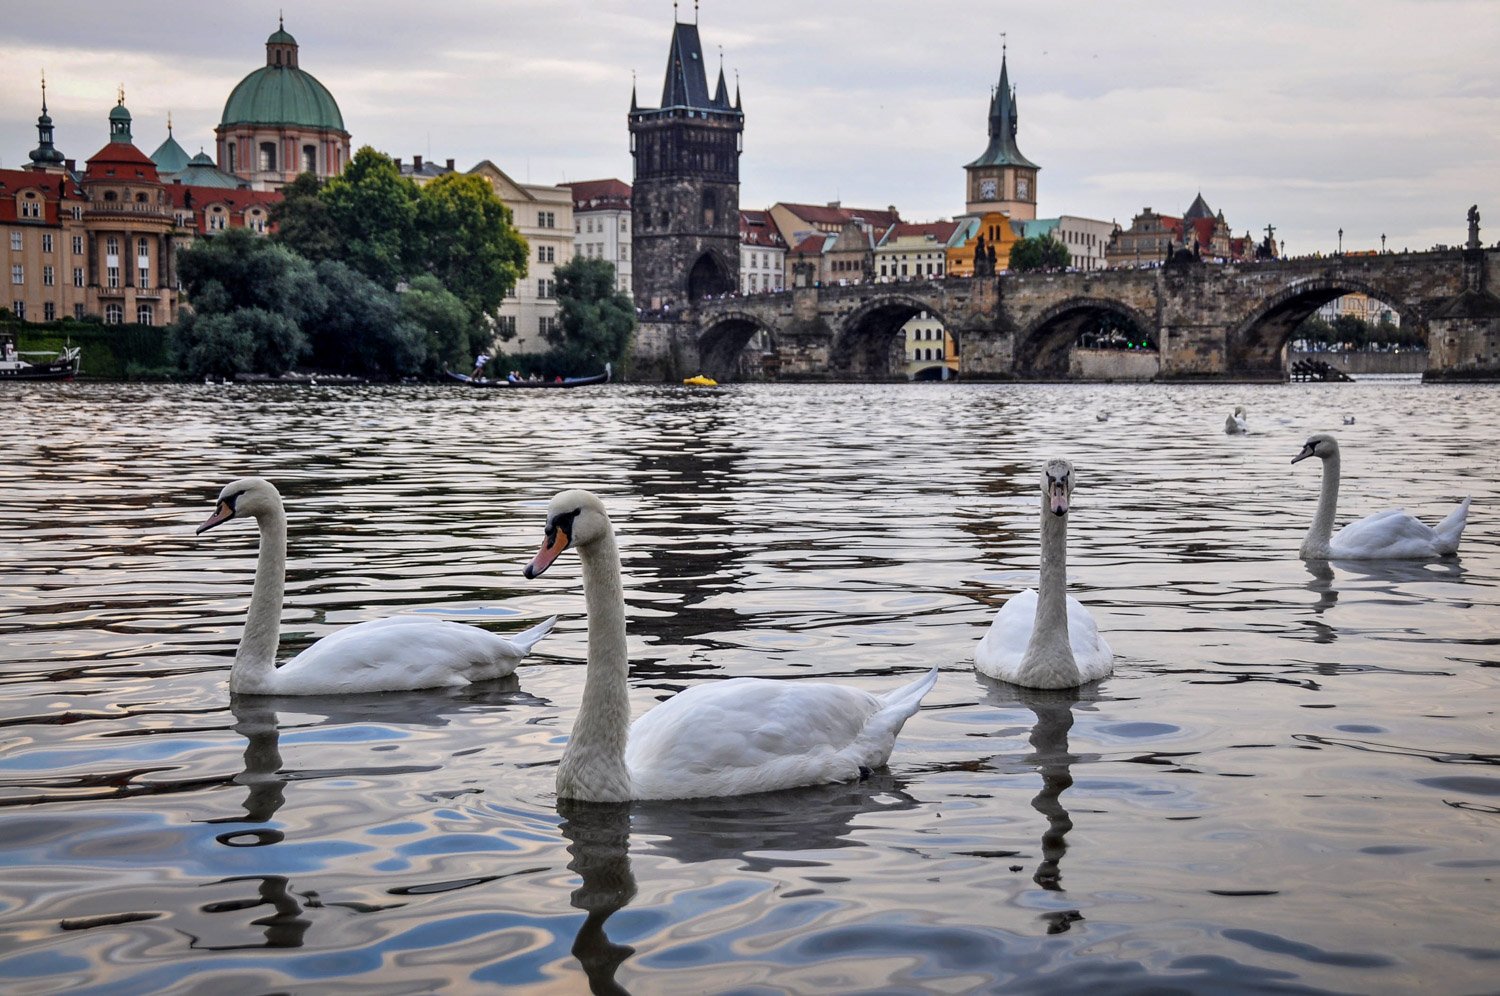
[559, 776, 922, 991]
[189, 685, 523, 950]
[979, 675, 1101, 928]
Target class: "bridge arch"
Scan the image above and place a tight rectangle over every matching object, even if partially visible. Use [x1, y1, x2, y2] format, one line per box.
[697, 311, 777, 381]
[831, 292, 950, 379]
[1015, 297, 1157, 377]
[1229, 276, 1414, 376]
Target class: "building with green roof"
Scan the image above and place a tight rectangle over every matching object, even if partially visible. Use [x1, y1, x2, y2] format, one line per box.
[213, 18, 350, 190]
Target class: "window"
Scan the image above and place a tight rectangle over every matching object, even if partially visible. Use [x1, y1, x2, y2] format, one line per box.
[107, 266, 119, 288]
[104, 303, 123, 324]
[44, 302, 55, 320]
[42, 234, 53, 253]
[227, 143, 237, 172]
[43, 266, 54, 286]
[539, 315, 558, 336]
[11, 301, 23, 319]
[538, 278, 555, 298]
[538, 245, 555, 263]
[259, 142, 277, 172]
[9, 232, 20, 251]
[72, 236, 83, 255]
[620, 218, 628, 233]
[538, 210, 555, 228]
[138, 237, 149, 258]
[586, 218, 594, 233]
[506, 285, 517, 298]
[11, 264, 23, 284]
[73, 303, 85, 319]
[137, 304, 154, 325]
[302, 145, 316, 174]
[106, 236, 119, 256]
[139, 267, 150, 288]
[497, 315, 516, 335]
[71, 206, 82, 221]
[620, 245, 628, 261]
[21, 197, 41, 219]
[73, 268, 83, 288]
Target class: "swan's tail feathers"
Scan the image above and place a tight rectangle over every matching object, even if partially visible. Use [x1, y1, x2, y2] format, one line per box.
[510, 615, 558, 657]
[877, 667, 940, 718]
[1435, 497, 1471, 553]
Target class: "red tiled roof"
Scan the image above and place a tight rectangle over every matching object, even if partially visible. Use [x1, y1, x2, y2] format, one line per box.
[885, 220, 959, 242]
[84, 141, 161, 182]
[0, 168, 84, 225]
[740, 209, 786, 247]
[565, 177, 631, 210]
[777, 201, 902, 228]
[791, 233, 827, 256]
[166, 184, 282, 234]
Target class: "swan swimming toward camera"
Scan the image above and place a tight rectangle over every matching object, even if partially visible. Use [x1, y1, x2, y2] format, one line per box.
[523, 489, 938, 802]
[197, 477, 555, 695]
[1225, 405, 1248, 434]
[975, 459, 1114, 689]
[1291, 434, 1470, 560]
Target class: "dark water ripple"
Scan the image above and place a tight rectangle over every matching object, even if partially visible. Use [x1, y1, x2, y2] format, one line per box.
[0, 379, 1496, 993]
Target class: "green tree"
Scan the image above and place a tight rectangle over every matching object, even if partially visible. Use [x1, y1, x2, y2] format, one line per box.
[415, 172, 528, 321]
[270, 172, 340, 262]
[544, 257, 635, 374]
[176, 227, 326, 323]
[401, 274, 477, 373]
[304, 261, 427, 376]
[172, 308, 306, 379]
[320, 146, 420, 288]
[1007, 235, 1071, 272]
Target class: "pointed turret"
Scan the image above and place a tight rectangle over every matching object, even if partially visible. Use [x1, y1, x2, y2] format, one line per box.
[150, 114, 191, 173]
[28, 75, 66, 169]
[713, 66, 729, 108]
[1184, 192, 1214, 220]
[966, 51, 1037, 170]
[108, 88, 133, 143]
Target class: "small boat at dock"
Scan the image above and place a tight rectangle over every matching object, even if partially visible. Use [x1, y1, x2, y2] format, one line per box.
[446, 363, 612, 389]
[0, 334, 81, 382]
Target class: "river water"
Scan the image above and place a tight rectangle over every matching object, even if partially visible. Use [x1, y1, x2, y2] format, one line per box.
[1, 379, 1496, 994]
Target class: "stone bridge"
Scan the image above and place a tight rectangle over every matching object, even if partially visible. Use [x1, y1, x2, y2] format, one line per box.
[631, 247, 1499, 381]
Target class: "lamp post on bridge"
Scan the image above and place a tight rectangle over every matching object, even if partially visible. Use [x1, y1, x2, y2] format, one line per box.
[1381, 233, 1387, 254]
[1337, 228, 1343, 256]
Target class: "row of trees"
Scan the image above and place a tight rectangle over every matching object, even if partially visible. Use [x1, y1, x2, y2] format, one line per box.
[1293, 313, 1422, 351]
[169, 147, 635, 380]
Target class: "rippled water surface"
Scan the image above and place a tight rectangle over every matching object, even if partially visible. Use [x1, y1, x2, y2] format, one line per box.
[2, 379, 1497, 994]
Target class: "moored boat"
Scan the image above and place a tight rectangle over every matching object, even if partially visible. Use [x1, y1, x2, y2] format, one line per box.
[0, 334, 81, 382]
[446, 363, 612, 389]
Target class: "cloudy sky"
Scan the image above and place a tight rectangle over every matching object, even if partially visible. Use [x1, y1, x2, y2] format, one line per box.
[4, 1, 1497, 255]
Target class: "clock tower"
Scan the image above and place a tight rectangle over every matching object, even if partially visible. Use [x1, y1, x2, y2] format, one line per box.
[964, 50, 1038, 219]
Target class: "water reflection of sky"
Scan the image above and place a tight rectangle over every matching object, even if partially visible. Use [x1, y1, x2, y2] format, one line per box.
[0, 380, 1496, 992]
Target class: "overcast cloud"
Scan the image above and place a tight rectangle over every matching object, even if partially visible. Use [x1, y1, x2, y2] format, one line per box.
[4, 1, 1497, 255]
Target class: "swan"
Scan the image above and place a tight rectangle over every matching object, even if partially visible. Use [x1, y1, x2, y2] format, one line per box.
[975, 459, 1114, 689]
[1291, 433, 1471, 560]
[1225, 405, 1248, 434]
[197, 477, 555, 695]
[522, 489, 938, 802]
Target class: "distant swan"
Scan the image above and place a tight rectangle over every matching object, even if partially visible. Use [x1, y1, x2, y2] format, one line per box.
[1225, 405, 1248, 434]
[198, 477, 555, 695]
[1291, 434, 1471, 559]
[523, 489, 938, 802]
[975, 459, 1114, 689]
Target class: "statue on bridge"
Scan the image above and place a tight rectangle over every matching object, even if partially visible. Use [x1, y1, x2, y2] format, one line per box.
[1468, 204, 1481, 250]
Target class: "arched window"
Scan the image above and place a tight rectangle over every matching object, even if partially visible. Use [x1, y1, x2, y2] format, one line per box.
[135, 192, 148, 203]
[104, 190, 118, 202]
[104, 303, 123, 324]
[136, 304, 154, 325]
[106, 237, 120, 256]
[302, 145, 316, 174]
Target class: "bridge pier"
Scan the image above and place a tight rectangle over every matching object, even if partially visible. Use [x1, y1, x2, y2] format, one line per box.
[1158, 324, 1228, 378]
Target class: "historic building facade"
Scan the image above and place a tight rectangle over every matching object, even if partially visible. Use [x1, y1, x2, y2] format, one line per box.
[470, 160, 572, 353]
[215, 20, 351, 190]
[739, 209, 784, 294]
[629, 19, 743, 310]
[567, 179, 633, 296]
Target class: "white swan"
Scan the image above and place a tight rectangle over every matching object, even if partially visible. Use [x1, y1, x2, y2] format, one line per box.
[1292, 433, 1471, 560]
[1225, 405, 1248, 434]
[523, 489, 938, 802]
[197, 477, 555, 695]
[975, 459, 1114, 689]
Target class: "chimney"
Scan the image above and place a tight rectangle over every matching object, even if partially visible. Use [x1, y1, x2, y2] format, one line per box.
[393, 158, 402, 170]
[413, 155, 423, 170]
[65, 158, 76, 173]
[446, 158, 455, 171]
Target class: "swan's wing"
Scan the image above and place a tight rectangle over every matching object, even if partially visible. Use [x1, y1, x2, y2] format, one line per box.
[1433, 497, 1471, 553]
[625, 678, 889, 799]
[1064, 594, 1114, 681]
[274, 617, 538, 694]
[975, 589, 1036, 679]
[1331, 508, 1445, 559]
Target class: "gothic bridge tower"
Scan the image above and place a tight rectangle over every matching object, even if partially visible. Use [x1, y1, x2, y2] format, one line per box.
[629, 16, 743, 310]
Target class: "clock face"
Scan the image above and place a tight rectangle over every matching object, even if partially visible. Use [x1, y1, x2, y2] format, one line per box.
[979, 178, 997, 200]
[1017, 177, 1030, 199]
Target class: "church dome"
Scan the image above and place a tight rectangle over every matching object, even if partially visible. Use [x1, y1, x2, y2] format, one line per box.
[220, 22, 346, 132]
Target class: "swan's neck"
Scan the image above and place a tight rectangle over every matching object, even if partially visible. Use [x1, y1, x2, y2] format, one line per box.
[231, 507, 286, 693]
[1020, 506, 1080, 685]
[1303, 453, 1341, 558]
[558, 531, 634, 802]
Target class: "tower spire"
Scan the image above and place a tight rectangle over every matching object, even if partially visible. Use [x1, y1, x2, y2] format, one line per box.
[29, 71, 65, 169]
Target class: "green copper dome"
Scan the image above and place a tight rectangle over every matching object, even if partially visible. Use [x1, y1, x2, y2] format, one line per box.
[221, 66, 345, 131]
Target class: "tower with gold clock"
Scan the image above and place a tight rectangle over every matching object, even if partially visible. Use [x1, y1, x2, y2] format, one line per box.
[964, 50, 1038, 220]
